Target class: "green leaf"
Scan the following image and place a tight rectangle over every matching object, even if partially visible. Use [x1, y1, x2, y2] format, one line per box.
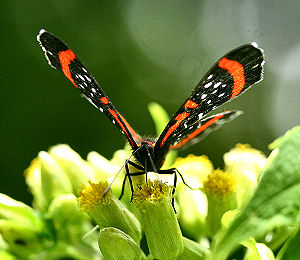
[148, 102, 170, 135]
[276, 214, 300, 259]
[177, 237, 209, 259]
[210, 126, 300, 260]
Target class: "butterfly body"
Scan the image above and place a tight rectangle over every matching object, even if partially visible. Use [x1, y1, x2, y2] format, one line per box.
[135, 140, 159, 172]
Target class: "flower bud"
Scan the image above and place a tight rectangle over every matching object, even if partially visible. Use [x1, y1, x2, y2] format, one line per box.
[78, 181, 142, 244]
[48, 194, 93, 242]
[173, 155, 213, 238]
[224, 144, 267, 206]
[49, 144, 96, 193]
[0, 194, 43, 228]
[0, 219, 50, 258]
[133, 180, 184, 259]
[25, 151, 72, 211]
[203, 169, 237, 237]
[98, 227, 145, 260]
[177, 188, 207, 239]
[87, 151, 119, 181]
[173, 154, 214, 184]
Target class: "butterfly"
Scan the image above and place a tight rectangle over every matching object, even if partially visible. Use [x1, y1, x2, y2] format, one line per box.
[37, 29, 264, 207]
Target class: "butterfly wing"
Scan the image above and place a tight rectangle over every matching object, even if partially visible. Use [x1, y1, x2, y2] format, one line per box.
[154, 43, 264, 161]
[37, 29, 141, 149]
[169, 110, 242, 149]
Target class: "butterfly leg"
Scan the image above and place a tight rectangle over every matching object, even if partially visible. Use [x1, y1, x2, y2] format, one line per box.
[168, 168, 198, 190]
[118, 172, 128, 200]
[157, 168, 178, 212]
[172, 171, 177, 213]
[127, 170, 147, 202]
[119, 159, 145, 201]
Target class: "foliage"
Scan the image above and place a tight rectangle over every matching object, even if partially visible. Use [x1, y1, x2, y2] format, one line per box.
[1, 104, 300, 259]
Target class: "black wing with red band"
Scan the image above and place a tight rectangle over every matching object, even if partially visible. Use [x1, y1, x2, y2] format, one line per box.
[154, 43, 264, 157]
[169, 110, 242, 149]
[37, 29, 141, 149]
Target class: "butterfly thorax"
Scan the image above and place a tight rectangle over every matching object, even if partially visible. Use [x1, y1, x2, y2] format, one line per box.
[134, 139, 161, 172]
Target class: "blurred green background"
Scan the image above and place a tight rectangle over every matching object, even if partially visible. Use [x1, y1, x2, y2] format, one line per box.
[1, 1, 299, 203]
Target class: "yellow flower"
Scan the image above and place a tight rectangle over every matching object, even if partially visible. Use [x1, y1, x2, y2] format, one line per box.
[78, 181, 142, 244]
[203, 169, 237, 237]
[173, 154, 213, 187]
[224, 144, 267, 206]
[133, 180, 184, 259]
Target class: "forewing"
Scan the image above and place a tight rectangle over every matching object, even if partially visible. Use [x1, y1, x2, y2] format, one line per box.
[155, 43, 264, 151]
[37, 29, 141, 149]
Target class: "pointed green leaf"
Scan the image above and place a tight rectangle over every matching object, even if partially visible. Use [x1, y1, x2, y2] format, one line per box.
[211, 126, 300, 260]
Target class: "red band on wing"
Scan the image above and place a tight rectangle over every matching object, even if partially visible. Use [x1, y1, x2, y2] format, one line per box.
[119, 113, 141, 143]
[218, 57, 245, 99]
[100, 97, 109, 104]
[108, 109, 135, 147]
[170, 114, 225, 149]
[184, 100, 198, 108]
[160, 112, 190, 147]
[59, 50, 78, 88]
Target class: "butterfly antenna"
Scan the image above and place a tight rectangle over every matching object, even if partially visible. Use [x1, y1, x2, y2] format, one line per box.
[104, 146, 143, 196]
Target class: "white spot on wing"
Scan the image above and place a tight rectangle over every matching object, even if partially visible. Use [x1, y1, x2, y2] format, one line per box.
[198, 113, 203, 119]
[218, 93, 225, 97]
[79, 75, 85, 81]
[85, 75, 92, 82]
[214, 82, 221, 88]
[204, 82, 212, 88]
[201, 93, 207, 100]
[207, 74, 213, 80]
